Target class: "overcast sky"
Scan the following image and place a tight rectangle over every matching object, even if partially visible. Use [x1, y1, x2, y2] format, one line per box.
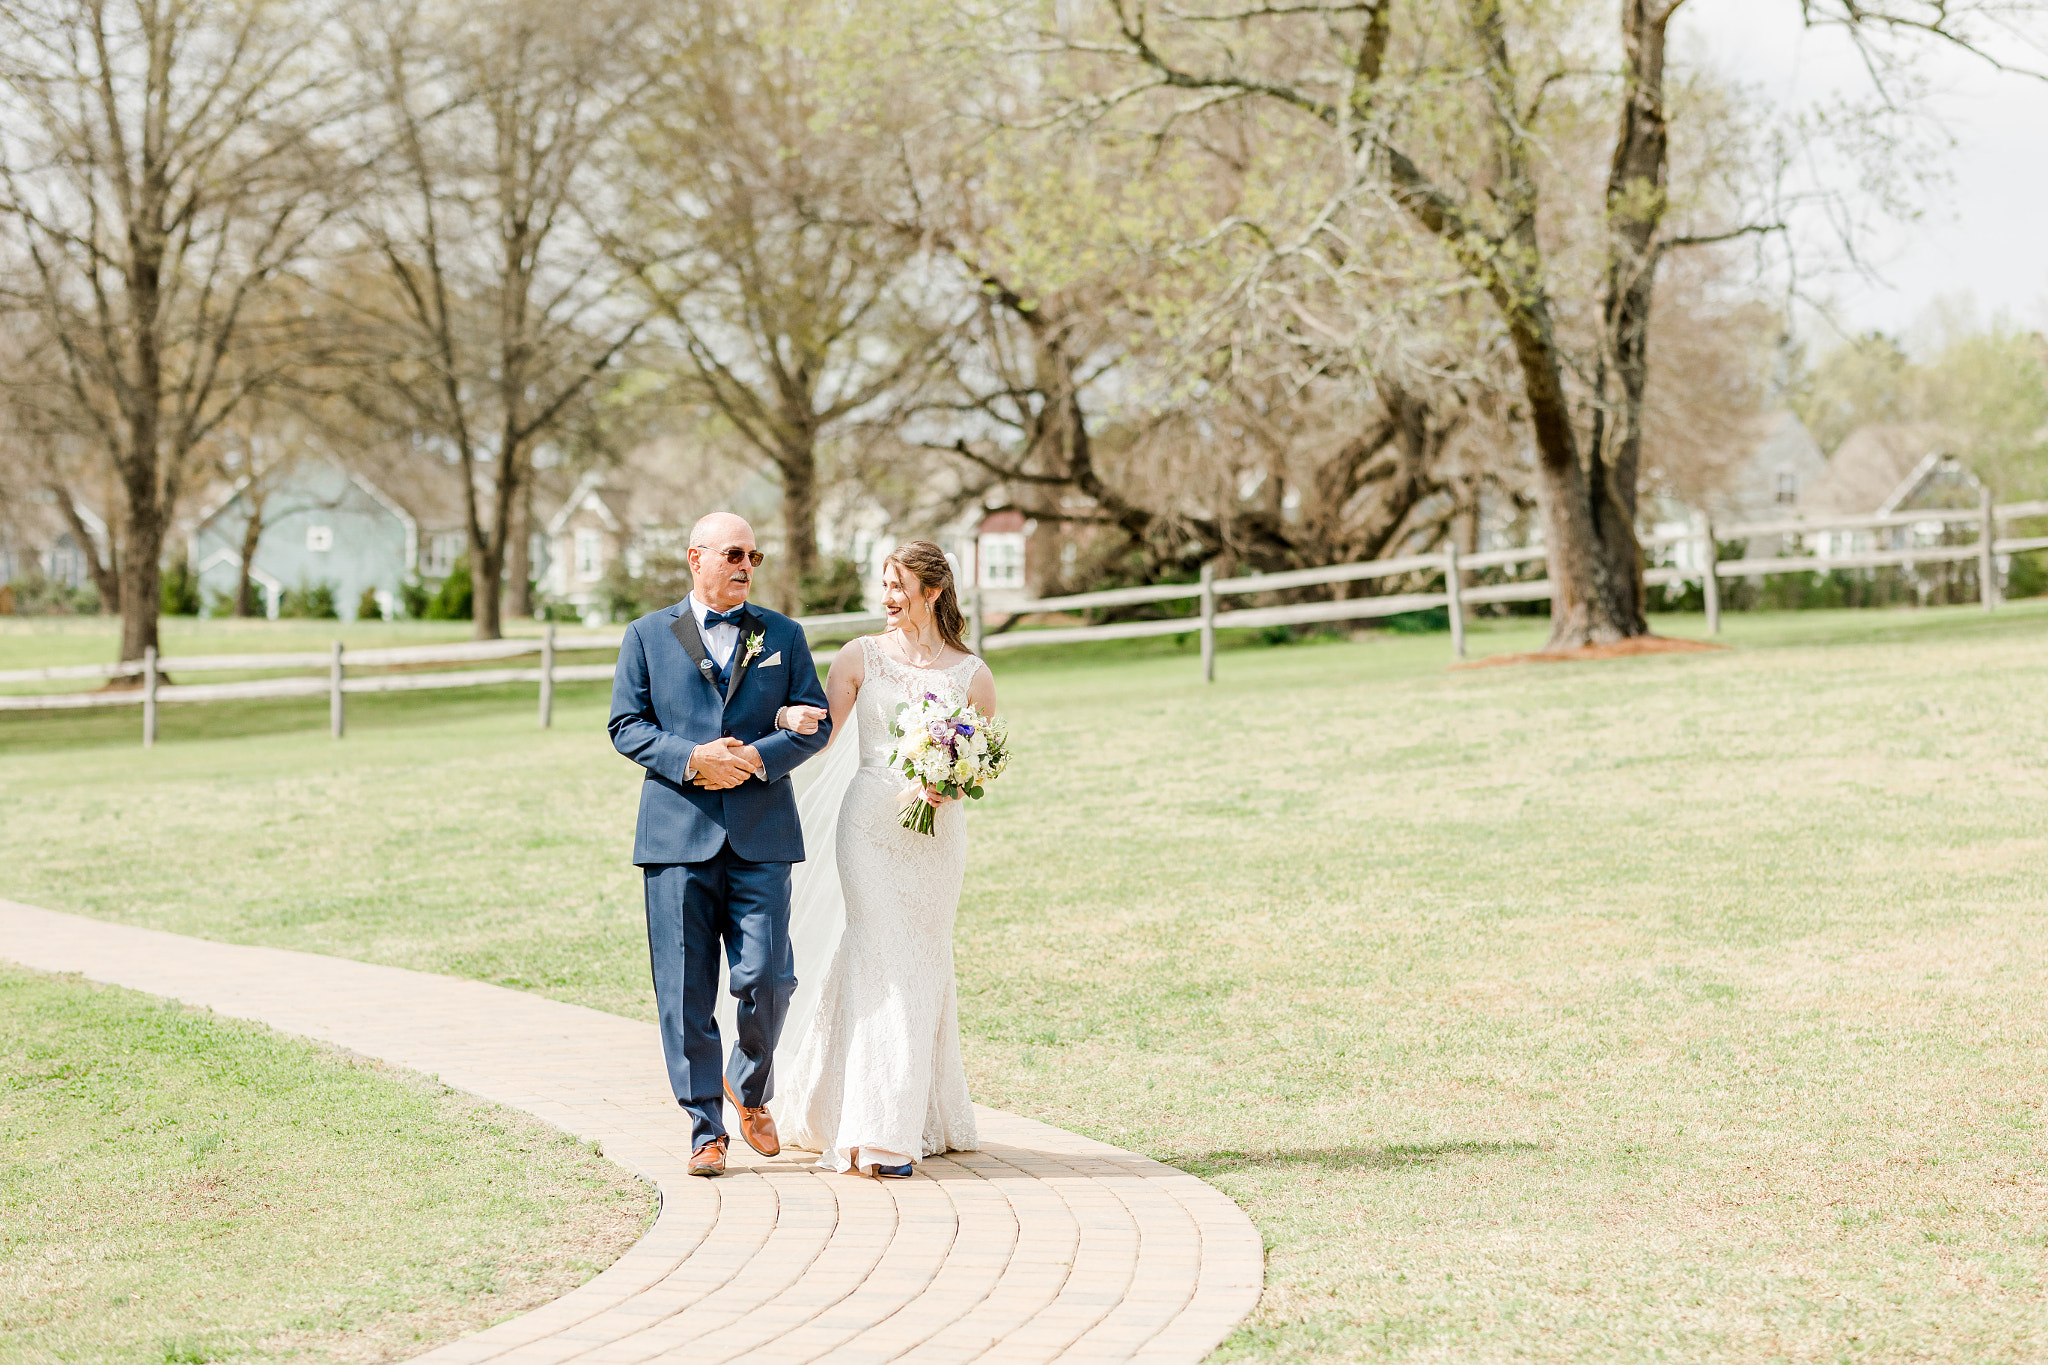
[1677, 0, 2048, 350]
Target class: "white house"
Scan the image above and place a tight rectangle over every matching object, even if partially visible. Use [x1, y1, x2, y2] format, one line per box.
[1650, 411, 1830, 569]
[540, 441, 784, 624]
[1798, 422, 1984, 556]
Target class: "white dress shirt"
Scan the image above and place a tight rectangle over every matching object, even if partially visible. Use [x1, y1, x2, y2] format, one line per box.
[684, 593, 763, 782]
[689, 593, 742, 669]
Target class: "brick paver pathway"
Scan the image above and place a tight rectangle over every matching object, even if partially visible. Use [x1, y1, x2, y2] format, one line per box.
[1, 901, 1262, 1364]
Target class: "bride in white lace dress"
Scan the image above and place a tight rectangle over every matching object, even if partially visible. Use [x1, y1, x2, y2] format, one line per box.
[769, 540, 993, 1178]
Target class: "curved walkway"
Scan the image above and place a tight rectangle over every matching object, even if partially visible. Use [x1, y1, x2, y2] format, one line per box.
[0, 901, 1262, 1364]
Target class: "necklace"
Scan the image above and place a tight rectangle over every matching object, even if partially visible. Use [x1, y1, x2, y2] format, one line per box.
[894, 622, 944, 668]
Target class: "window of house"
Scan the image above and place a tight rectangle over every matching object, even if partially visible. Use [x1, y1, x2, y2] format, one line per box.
[420, 532, 463, 578]
[306, 524, 334, 552]
[576, 528, 603, 580]
[1775, 472, 1798, 506]
[45, 538, 82, 587]
[979, 532, 1025, 588]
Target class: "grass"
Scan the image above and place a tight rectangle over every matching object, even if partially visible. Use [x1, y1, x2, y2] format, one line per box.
[0, 965, 654, 1365]
[5, 602, 2048, 1360]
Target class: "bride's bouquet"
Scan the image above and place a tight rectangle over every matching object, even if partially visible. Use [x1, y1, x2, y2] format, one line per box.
[888, 687, 1011, 835]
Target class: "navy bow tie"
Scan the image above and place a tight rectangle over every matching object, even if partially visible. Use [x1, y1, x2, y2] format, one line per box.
[701, 607, 746, 630]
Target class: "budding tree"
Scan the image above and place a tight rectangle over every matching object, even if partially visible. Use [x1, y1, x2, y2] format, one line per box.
[0, 0, 350, 661]
[610, 0, 941, 612]
[1045, 0, 2039, 647]
[340, 0, 652, 637]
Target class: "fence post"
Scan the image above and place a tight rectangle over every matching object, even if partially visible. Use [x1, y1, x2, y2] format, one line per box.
[330, 640, 345, 739]
[1980, 485, 1998, 611]
[1444, 544, 1466, 660]
[968, 578, 984, 656]
[1699, 514, 1721, 636]
[539, 622, 556, 728]
[1199, 563, 1217, 682]
[143, 646, 158, 749]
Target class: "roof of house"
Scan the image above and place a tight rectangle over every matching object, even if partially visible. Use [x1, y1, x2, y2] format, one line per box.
[1798, 423, 1963, 518]
[1701, 410, 1829, 521]
[0, 483, 109, 553]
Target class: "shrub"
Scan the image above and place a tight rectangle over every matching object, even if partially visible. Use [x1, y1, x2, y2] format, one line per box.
[398, 577, 431, 620]
[533, 597, 582, 623]
[1383, 605, 1451, 634]
[2006, 550, 2047, 600]
[598, 559, 648, 623]
[279, 578, 340, 620]
[207, 586, 256, 618]
[160, 558, 201, 616]
[356, 586, 385, 621]
[4, 572, 99, 616]
[424, 556, 473, 620]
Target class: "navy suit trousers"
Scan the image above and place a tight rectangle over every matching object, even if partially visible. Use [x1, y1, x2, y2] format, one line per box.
[643, 848, 795, 1147]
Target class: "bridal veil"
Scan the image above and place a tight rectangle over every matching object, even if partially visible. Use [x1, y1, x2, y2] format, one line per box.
[712, 729, 857, 1064]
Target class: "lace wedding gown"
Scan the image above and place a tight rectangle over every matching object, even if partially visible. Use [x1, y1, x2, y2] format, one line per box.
[772, 636, 982, 1171]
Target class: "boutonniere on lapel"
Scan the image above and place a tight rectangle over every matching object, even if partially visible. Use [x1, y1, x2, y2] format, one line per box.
[742, 632, 765, 668]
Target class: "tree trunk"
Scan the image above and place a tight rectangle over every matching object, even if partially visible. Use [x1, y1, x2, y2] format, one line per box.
[1502, 315, 1647, 648]
[505, 479, 535, 620]
[465, 447, 513, 641]
[118, 501, 166, 663]
[235, 489, 268, 616]
[1578, 0, 1676, 636]
[780, 446, 820, 615]
[473, 534, 505, 640]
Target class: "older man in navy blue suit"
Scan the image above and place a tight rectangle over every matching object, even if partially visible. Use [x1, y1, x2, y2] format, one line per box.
[608, 512, 832, 1177]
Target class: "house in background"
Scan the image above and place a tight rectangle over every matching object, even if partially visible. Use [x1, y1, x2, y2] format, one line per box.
[1712, 411, 1830, 524]
[1650, 411, 1830, 570]
[973, 508, 1031, 612]
[0, 487, 111, 609]
[1794, 422, 1992, 604]
[189, 459, 415, 619]
[356, 450, 481, 596]
[1797, 422, 1983, 544]
[543, 471, 640, 622]
[540, 439, 784, 624]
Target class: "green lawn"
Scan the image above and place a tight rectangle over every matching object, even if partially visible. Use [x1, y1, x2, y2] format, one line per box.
[5, 603, 2048, 1361]
[0, 966, 653, 1365]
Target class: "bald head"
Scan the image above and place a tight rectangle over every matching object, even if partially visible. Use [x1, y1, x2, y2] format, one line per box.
[687, 511, 759, 611]
[690, 511, 753, 547]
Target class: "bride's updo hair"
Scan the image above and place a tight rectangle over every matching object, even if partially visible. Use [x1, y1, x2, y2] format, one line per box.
[885, 540, 969, 654]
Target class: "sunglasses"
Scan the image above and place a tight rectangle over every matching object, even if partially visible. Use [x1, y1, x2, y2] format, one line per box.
[694, 544, 766, 568]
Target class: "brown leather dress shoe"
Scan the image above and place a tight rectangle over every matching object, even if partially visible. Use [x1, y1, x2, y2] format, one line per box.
[724, 1076, 781, 1157]
[688, 1135, 728, 1177]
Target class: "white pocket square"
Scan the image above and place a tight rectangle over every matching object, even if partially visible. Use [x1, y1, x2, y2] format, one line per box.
[760, 651, 783, 667]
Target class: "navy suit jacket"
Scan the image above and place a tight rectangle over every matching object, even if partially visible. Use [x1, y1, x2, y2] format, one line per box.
[608, 600, 831, 866]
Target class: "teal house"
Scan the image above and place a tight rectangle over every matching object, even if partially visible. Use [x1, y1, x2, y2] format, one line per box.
[189, 460, 416, 619]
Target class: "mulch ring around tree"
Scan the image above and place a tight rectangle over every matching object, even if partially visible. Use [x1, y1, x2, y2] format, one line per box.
[1455, 635, 1728, 669]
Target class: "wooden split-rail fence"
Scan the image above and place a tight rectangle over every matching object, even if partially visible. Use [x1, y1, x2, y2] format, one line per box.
[5, 494, 2045, 746]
